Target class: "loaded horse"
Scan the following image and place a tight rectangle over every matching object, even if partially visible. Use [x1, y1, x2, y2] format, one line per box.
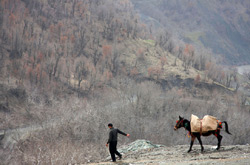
[174, 115, 231, 152]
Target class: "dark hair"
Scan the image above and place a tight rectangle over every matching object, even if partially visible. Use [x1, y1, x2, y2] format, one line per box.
[108, 123, 113, 127]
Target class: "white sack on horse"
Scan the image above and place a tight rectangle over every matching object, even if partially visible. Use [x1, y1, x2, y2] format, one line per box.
[190, 114, 218, 133]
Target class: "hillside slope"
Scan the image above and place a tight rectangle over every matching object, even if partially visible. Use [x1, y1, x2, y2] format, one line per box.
[0, 0, 250, 164]
[131, 0, 250, 65]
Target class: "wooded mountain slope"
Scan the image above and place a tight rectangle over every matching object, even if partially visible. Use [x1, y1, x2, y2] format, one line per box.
[0, 0, 249, 164]
[131, 0, 250, 65]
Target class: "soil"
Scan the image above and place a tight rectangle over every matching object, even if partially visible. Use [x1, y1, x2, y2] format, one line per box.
[88, 144, 250, 165]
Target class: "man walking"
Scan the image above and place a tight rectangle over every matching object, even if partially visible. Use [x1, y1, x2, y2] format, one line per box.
[106, 123, 130, 162]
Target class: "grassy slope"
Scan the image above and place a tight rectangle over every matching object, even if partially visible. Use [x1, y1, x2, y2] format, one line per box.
[121, 39, 201, 80]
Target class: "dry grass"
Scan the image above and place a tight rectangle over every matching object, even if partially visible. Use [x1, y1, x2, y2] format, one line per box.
[121, 39, 201, 80]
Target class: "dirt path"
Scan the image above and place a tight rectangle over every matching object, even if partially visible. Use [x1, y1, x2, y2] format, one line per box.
[89, 145, 250, 165]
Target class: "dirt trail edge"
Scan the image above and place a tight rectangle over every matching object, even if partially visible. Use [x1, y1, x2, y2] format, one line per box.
[88, 143, 250, 165]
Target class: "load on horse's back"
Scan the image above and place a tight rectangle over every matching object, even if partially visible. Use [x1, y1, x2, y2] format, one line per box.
[190, 114, 219, 133]
[174, 115, 231, 152]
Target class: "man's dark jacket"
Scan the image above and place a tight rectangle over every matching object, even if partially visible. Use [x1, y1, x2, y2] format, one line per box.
[107, 128, 127, 144]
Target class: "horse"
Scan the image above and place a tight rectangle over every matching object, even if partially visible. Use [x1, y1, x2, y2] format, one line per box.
[174, 116, 231, 152]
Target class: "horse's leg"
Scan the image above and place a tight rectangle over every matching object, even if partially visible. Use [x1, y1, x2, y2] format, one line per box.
[188, 135, 196, 152]
[214, 130, 223, 150]
[196, 135, 204, 152]
[216, 134, 222, 150]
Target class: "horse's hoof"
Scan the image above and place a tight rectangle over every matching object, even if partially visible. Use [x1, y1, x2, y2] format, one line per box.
[187, 150, 191, 153]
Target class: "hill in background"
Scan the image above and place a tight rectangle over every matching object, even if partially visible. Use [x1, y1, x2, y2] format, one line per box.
[131, 0, 250, 65]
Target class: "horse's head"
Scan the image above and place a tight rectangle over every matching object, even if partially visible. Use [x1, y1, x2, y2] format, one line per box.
[174, 116, 184, 130]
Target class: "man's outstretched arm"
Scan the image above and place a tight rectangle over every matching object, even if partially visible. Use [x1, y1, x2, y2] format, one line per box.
[117, 129, 130, 137]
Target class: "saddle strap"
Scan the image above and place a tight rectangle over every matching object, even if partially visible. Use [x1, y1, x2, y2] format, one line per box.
[200, 119, 203, 134]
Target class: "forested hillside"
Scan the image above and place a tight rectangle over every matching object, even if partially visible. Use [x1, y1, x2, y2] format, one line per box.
[131, 0, 250, 65]
[0, 0, 250, 164]
[0, 0, 149, 96]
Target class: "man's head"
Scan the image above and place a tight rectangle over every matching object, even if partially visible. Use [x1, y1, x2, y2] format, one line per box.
[108, 123, 113, 128]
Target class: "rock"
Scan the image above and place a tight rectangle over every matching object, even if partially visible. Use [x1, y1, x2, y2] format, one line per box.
[118, 139, 164, 154]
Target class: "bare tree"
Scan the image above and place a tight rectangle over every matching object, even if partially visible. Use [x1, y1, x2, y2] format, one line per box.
[75, 27, 89, 57]
[10, 30, 23, 59]
[53, 45, 63, 78]
[75, 60, 88, 88]
[243, 71, 250, 80]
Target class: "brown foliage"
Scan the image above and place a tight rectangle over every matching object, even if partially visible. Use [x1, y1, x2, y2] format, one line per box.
[49, 24, 55, 33]
[205, 62, 212, 70]
[37, 52, 43, 63]
[70, 34, 75, 43]
[148, 67, 162, 78]
[184, 44, 194, 55]
[130, 67, 139, 76]
[60, 35, 68, 44]
[9, 13, 16, 26]
[195, 74, 201, 84]
[102, 45, 112, 58]
[137, 48, 144, 56]
[160, 56, 167, 68]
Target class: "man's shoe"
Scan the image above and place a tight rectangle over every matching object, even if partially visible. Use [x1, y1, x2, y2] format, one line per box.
[118, 155, 122, 160]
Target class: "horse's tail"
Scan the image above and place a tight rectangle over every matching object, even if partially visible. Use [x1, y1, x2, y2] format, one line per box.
[222, 121, 232, 135]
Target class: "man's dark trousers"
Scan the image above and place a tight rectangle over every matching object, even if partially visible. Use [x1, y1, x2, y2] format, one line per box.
[109, 141, 121, 162]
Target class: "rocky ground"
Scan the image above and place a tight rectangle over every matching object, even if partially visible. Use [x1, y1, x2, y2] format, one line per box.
[88, 140, 250, 165]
